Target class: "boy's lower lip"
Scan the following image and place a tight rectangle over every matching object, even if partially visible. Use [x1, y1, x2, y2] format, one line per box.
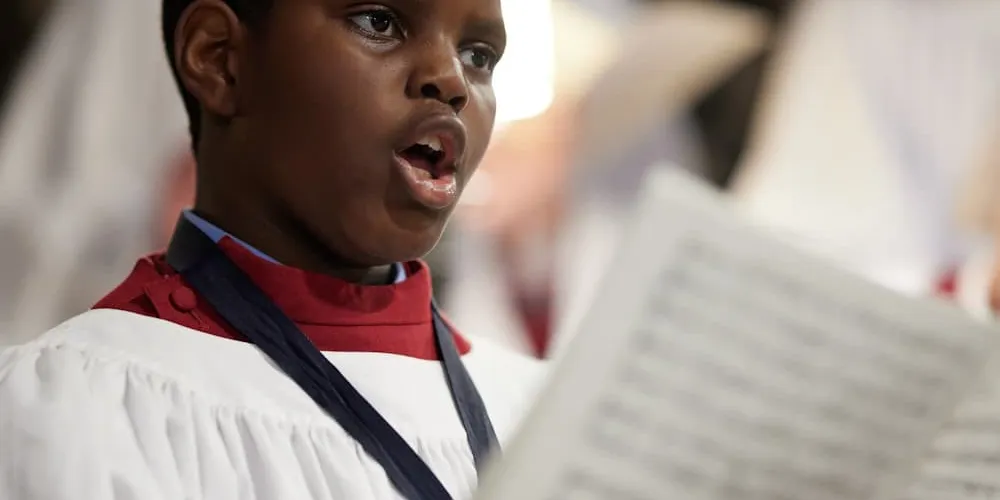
[393, 154, 458, 210]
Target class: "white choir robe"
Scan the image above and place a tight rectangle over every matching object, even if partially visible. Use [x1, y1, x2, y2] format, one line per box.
[0, 309, 545, 500]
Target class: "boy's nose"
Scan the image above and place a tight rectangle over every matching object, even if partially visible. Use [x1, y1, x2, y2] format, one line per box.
[407, 48, 469, 113]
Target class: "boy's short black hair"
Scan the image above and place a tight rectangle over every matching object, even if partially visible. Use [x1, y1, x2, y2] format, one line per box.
[162, 0, 272, 150]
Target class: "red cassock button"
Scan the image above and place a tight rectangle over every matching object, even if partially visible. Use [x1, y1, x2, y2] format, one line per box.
[169, 287, 198, 312]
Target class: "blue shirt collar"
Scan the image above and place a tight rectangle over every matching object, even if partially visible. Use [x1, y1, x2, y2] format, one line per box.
[182, 210, 407, 283]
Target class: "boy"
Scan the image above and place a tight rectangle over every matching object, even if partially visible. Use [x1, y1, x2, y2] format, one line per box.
[0, 0, 543, 499]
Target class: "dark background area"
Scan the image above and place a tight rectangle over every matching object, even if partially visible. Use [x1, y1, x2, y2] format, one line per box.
[636, 0, 796, 188]
[0, 1, 51, 110]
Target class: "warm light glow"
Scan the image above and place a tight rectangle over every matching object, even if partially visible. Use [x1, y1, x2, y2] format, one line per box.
[492, 0, 555, 125]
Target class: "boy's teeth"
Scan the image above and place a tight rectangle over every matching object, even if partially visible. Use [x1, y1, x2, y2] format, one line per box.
[417, 136, 442, 152]
[408, 162, 432, 180]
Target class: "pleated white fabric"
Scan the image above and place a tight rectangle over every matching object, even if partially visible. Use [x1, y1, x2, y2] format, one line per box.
[0, 309, 546, 500]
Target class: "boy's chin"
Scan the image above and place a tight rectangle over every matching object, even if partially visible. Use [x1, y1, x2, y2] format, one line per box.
[389, 231, 447, 263]
[349, 227, 447, 266]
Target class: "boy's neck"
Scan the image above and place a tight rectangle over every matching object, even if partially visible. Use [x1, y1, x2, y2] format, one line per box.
[188, 201, 396, 286]
[190, 141, 399, 286]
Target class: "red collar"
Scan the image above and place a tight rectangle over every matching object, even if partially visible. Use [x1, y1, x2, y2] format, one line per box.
[93, 237, 470, 359]
[217, 237, 432, 327]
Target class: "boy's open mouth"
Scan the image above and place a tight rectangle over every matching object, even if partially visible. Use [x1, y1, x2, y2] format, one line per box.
[393, 129, 462, 210]
[398, 137, 448, 179]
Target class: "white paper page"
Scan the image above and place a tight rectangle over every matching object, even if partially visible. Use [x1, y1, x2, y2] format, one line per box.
[902, 363, 1000, 499]
[475, 170, 998, 500]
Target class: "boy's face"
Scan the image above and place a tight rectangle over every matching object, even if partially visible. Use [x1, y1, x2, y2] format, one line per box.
[186, 0, 505, 267]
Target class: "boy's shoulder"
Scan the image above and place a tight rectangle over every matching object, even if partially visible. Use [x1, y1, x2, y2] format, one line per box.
[0, 308, 321, 419]
[91, 251, 231, 337]
[0, 308, 219, 374]
[92, 251, 181, 314]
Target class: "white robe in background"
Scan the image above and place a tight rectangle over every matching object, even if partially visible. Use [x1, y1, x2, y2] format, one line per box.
[0, 0, 187, 345]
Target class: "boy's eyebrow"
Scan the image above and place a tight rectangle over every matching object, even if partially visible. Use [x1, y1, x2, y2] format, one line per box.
[465, 16, 507, 49]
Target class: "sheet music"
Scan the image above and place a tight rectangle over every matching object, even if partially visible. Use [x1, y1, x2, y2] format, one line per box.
[475, 170, 998, 500]
[902, 365, 1000, 500]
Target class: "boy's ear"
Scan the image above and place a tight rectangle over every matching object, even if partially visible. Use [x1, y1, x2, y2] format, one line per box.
[174, 0, 245, 118]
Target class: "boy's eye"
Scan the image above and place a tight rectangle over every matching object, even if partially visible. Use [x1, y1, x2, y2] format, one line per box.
[459, 47, 499, 73]
[348, 10, 402, 39]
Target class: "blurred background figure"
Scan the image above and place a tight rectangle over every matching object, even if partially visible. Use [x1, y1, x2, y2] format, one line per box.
[448, 0, 782, 356]
[449, 0, 1000, 357]
[0, 0, 187, 345]
[3, 0, 1000, 355]
[446, 0, 625, 357]
[954, 115, 1000, 320]
[552, 0, 780, 356]
[731, 0, 1000, 310]
[0, 1, 48, 100]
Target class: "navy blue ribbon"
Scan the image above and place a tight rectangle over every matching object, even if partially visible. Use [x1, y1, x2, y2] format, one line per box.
[165, 215, 497, 500]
